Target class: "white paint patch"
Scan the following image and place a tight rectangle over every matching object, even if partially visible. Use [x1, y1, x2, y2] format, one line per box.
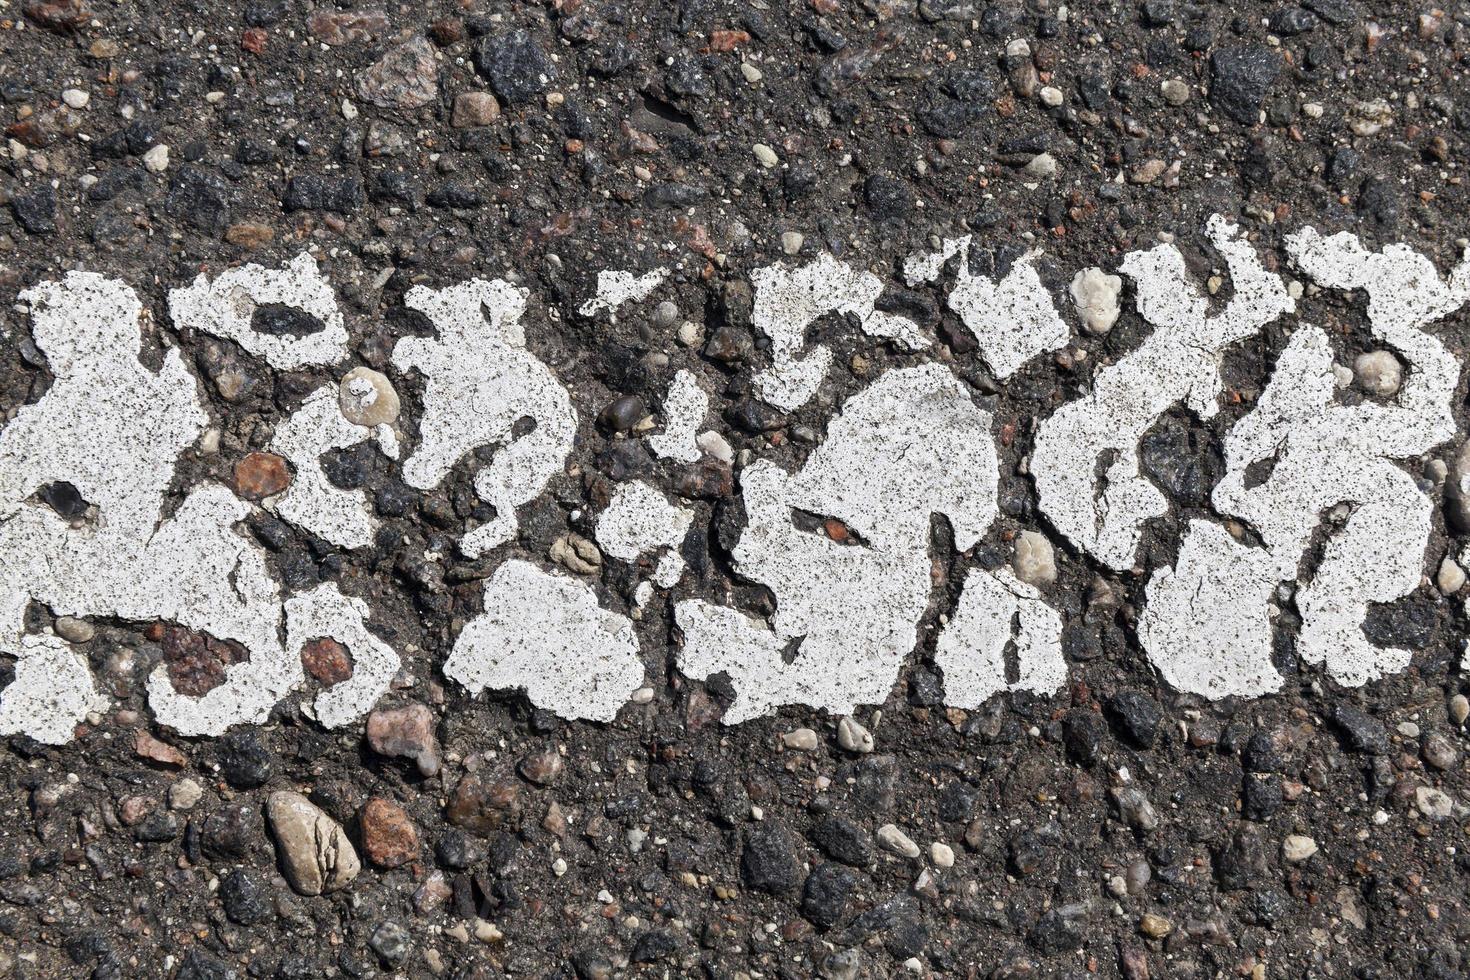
[578, 268, 669, 317]
[1032, 216, 1293, 570]
[268, 386, 378, 550]
[444, 559, 643, 722]
[392, 279, 578, 558]
[678, 364, 997, 722]
[595, 481, 694, 588]
[0, 272, 294, 740]
[935, 567, 1066, 709]
[287, 583, 400, 729]
[1140, 229, 1468, 697]
[647, 370, 708, 464]
[0, 635, 109, 745]
[908, 238, 1070, 379]
[169, 253, 349, 370]
[750, 253, 926, 410]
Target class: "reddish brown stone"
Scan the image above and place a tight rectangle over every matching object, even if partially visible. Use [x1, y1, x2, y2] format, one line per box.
[709, 29, 750, 52]
[234, 452, 291, 499]
[307, 9, 390, 45]
[517, 747, 563, 786]
[429, 17, 464, 46]
[23, 0, 90, 32]
[134, 730, 187, 768]
[157, 624, 249, 697]
[360, 797, 418, 868]
[301, 637, 354, 686]
[117, 795, 153, 826]
[366, 704, 442, 777]
[240, 27, 267, 55]
[446, 773, 519, 835]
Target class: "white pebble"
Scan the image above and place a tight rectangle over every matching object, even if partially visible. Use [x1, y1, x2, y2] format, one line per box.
[1038, 86, 1063, 107]
[1013, 529, 1058, 587]
[142, 144, 170, 173]
[62, 88, 90, 109]
[877, 824, 921, 859]
[930, 841, 955, 867]
[753, 143, 779, 168]
[782, 728, 819, 751]
[780, 231, 804, 255]
[1282, 834, 1318, 862]
[1354, 350, 1402, 397]
[837, 716, 874, 753]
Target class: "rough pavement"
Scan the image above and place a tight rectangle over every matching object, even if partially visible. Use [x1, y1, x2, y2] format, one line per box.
[2, 1, 1470, 979]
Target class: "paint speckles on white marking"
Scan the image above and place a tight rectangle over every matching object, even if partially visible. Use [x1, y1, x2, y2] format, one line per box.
[392, 279, 577, 559]
[750, 253, 925, 411]
[1031, 216, 1293, 570]
[595, 481, 693, 589]
[1140, 230, 1468, 698]
[169, 253, 349, 370]
[908, 238, 1069, 379]
[578, 268, 669, 318]
[0, 635, 108, 745]
[646, 370, 709, 464]
[287, 583, 400, 729]
[935, 568, 1065, 709]
[445, 560, 643, 723]
[678, 364, 997, 722]
[268, 386, 379, 550]
[0, 272, 292, 739]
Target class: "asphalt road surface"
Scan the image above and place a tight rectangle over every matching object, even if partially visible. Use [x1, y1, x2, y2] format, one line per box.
[1, 1, 1470, 978]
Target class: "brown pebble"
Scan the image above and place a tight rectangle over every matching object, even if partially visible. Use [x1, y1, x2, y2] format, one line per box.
[451, 91, 501, 128]
[517, 747, 564, 786]
[134, 730, 187, 768]
[225, 221, 274, 249]
[301, 637, 354, 686]
[446, 773, 519, 835]
[365, 703, 442, 777]
[234, 452, 291, 499]
[360, 797, 418, 868]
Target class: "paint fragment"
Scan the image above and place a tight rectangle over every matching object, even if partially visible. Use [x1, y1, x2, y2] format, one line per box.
[287, 583, 400, 729]
[750, 253, 926, 410]
[169, 253, 349, 370]
[392, 279, 578, 558]
[269, 386, 379, 550]
[595, 481, 694, 588]
[647, 370, 708, 464]
[1032, 216, 1293, 570]
[444, 560, 643, 722]
[935, 567, 1066, 709]
[578, 268, 669, 317]
[907, 237, 1070, 378]
[678, 364, 996, 722]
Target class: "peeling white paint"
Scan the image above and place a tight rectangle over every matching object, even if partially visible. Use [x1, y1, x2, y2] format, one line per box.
[578, 268, 669, 317]
[0, 635, 109, 745]
[169, 253, 349, 370]
[287, 583, 400, 729]
[269, 386, 379, 550]
[1140, 230, 1468, 697]
[392, 279, 578, 558]
[647, 370, 709, 464]
[678, 364, 997, 722]
[1032, 216, 1294, 570]
[750, 253, 926, 410]
[935, 567, 1066, 709]
[445, 560, 643, 722]
[595, 481, 693, 589]
[0, 272, 293, 740]
[907, 238, 1070, 378]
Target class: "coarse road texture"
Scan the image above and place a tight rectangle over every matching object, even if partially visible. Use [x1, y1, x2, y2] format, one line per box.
[2, 1, 1470, 979]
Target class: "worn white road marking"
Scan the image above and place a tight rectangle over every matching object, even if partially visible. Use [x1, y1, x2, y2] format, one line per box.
[647, 369, 709, 464]
[0, 216, 1464, 740]
[1031, 216, 1294, 570]
[1141, 230, 1468, 697]
[269, 385, 379, 550]
[392, 279, 578, 558]
[595, 481, 694, 589]
[445, 560, 644, 722]
[678, 364, 997, 722]
[906, 238, 1069, 378]
[578, 268, 669, 318]
[935, 567, 1066, 709]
